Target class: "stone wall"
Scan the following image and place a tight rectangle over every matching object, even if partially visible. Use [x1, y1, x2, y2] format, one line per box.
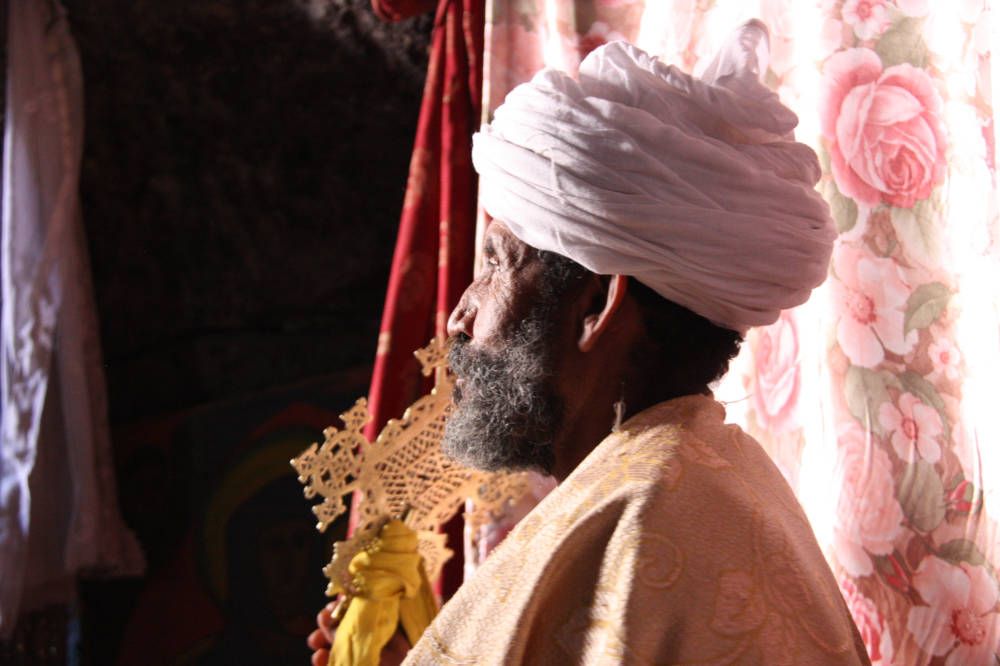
[56, 2, 433, 663]
[64, 0, 432, 423]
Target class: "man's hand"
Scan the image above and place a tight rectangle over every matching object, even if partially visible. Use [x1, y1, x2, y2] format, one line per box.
[307, 602, 337, 666]
[306, 600, 412, 666]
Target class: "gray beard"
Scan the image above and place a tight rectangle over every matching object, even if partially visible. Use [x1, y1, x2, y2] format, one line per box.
[442, 315, 560, 474]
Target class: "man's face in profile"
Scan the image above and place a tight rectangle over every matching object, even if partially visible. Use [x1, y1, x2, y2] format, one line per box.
[441, 223, 564, 474]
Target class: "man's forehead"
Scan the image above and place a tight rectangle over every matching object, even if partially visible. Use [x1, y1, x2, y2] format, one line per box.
[483, 220, 515, 247]
[483, 220, 536, 258]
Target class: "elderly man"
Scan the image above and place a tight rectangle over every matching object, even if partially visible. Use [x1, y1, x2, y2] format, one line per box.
[312, 21, 870, 666]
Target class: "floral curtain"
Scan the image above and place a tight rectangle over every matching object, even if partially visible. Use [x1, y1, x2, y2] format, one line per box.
[477, 1, 999, 663]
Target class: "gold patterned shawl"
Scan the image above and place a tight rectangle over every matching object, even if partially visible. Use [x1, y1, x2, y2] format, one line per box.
[404, 395, 870, 665]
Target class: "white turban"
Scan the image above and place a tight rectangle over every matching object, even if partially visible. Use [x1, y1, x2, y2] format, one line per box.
[472, 20, 834, 334]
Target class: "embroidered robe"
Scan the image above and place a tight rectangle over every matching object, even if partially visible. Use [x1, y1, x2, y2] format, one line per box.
[405, 395, 870, 665]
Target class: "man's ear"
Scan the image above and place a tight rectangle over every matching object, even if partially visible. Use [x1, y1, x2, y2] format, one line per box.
[579, 274, 628, 352]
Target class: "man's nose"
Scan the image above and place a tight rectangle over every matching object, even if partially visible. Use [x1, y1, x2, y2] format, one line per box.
[446, 293, 476, 339]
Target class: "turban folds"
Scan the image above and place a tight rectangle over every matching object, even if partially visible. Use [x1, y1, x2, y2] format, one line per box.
[472, 21, 834, 334]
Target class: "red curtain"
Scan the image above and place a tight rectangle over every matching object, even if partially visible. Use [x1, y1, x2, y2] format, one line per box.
[356, 0, 484, 598]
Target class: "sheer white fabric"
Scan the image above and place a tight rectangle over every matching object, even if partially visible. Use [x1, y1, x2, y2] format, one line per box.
[0, 0, 142, 637]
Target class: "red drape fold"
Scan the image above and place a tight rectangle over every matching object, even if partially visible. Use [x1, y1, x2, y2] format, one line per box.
[370, 0, 437, 22]
[355, 0, 484, 598]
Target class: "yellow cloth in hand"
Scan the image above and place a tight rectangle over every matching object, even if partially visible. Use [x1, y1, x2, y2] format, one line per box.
[330, 520, 438, 666]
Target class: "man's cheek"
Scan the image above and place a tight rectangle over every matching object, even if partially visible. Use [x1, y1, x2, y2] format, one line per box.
[475, 287, 521, 342]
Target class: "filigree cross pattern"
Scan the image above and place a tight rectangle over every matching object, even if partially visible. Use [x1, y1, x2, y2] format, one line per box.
[291, 337, 528, 594]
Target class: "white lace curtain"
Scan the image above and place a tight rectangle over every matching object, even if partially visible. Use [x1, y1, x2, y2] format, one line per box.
[0, 0, 141, 637]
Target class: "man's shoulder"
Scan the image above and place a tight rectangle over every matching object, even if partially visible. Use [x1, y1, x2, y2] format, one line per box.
[408, 395, 868, 666]
[550, 394, 756, 521]
[626, 394, 811, 531]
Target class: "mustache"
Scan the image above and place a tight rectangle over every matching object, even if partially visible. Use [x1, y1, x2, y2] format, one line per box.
[448, 333, 473, 377]
[448, 334, 506, 404]
[441, 328, 559, 474]
[448, 335, 468, 403]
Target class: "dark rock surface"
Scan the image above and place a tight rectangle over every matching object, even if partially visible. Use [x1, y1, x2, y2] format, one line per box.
[63, 0, 432, 423]
[45, 3, 432, 662]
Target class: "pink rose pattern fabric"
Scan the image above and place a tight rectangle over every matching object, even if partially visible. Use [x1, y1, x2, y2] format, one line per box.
[479, 2, 999, 664]
[821, 47, 947, 209]
[833, 423, 905, 579]
[749, 311, 801, 435]
[908, 556, 1000, 665]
